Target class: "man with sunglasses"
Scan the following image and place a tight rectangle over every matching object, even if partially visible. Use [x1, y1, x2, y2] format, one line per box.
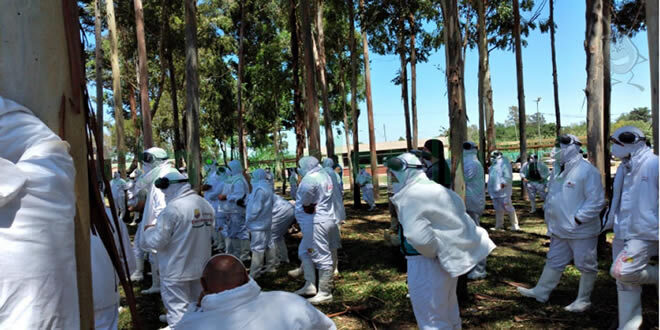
[517, 134, 605, 313]
[520, 154, 550, 214]
[135, 147, 178, 295]
[604, 126, 658, 329]
[142, 171, 215, 329]
[386, 152, 495, 329]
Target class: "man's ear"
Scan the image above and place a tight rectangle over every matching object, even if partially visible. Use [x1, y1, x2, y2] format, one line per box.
[200, 277, 208, 292]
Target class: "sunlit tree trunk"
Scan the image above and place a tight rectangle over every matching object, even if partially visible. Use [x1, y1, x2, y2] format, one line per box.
[94, 0, 104, 163]
[476, 0, 493, 162]
[185, 0, 201, 190]
[602, 0, 611, 198]
[348, 0, 361, 207]
[584, 0, 606, 188]
[106, 0, 126, 177]
[167, 48, 184, 169]
[289, 0, 306, 161]
[301, 0, 321, 159]
[134, 0, 153, 148]
[439, 0, 467, 198]
[549, 0, 561, 136]
[408, 13, 418, 149]
[339, 62, 355, 189]
[397, 13, 412, 151]
[360, 0, 378, 198]
[647, 0, 659, 154]
[237, 2, 248, 169]
[513, 0, 527, 198]
[315, 0, 335, 159]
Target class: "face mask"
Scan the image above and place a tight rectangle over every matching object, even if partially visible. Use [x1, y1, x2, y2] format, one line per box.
[611, 143, 632, 159]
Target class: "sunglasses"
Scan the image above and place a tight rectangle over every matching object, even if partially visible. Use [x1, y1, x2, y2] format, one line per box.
[154, 177, 189, 189]
[385, 157, 425, 172]
[142, 152, 156, 164]
[609, 132, 645, 146]
[462, 142, 476, 150]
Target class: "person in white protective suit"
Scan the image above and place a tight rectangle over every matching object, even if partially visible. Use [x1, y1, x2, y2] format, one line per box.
[219, 160, 251, 261]
[322, 158, 346, 275]
[245, 169, 277, 278]
[202, 160, 226, 252]
[176, 254, 336, 330]
[134, 147, 178, 294]
[91, 202, 137, 330]
[127, 169, 144, 226]
[142, 171, 215, 329]
[0, 96, 79, 329]
[331, 155, 345, 193]
[462, 142, 489, 280]
[517, 134, 606, 313]
[265, 168, 275, 190]
[270, 194, 296, 267]
[520, 154, 550, 214]
[214, 166, 232, 253]
[110, 172, 128, 221]
[386, 153, 496, 330]
[291, 156, 337, 305]
[487, 150, 520, 231]
[288, 168, 299, 200]
[603, 126, 658, 329]
[357, 167, 377, 211]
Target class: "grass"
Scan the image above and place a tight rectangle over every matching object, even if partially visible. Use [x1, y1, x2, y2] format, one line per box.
[118, 182, 658, 330]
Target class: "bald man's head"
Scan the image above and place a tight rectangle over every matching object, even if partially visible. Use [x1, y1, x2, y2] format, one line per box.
[200, 254, 249, 294]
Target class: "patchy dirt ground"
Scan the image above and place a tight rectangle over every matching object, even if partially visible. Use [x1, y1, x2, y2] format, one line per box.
[119, 183, 658, 330]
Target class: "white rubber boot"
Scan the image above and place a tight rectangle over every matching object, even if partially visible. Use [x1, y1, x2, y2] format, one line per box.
[308, 268, 333, 305]
[332, 249, 339, 276]
[564, 271, 597, 312]
[130, 256, 144, 282]
[294, 259, 317, 296]
[276, 239, 290, 264]
[141, 259, 161, 294]
[530, 198, 537, 214]
[288, 265, 303, 278]
[617, 290, 642, 330]
[491, 211, 504, 230]
[637, 264, 659, 285]
[263, 247, 279, 274]
[509, 210, 520, 231]
[517, 265, 563, 302]
[249, 251, 265, 279]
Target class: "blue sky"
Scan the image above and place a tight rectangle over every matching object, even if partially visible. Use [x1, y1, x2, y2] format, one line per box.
[284, 0, 652, 154]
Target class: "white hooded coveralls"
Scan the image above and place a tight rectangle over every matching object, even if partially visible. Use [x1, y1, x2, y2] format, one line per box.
[322, 159, 345, 251]
[0, 97, 79, 329]
[463, 146, 487, 277]
[357, 169, 376, 208]
[295, 157, 336, 270]
[487, 156, 514, 212]
[520, 159, 550, 203]
[176, 278, 336, 330]
[543, 142, 605, 273]
[246, 169, 275, 252]
[225, 160, 250, 240]
[289, 169, 299, 200]
[389, 153, 496, 329]
[110, 172, 128, 220]
[142, 179, 215, 328]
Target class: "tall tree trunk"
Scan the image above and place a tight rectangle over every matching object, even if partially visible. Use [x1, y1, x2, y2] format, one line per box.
[94, 0, 104, 165]
[408, 14, 418, 149]
[106, 0, 126, 177]
[360, 0, 379, 198]
[129, 86, 142, 169]
[439, 0, 467, 198]
[584, 0, 606, 189]
[315, 0, 335, 159]
[476, 0, 492, 163]
[185, 0, 201, 191]
[513, 0, 527, 198]
[348, 0, 361, 207]
[237, 3, 248, 169]
[289, 0, 305, 160]
[549, 0, 561, 135]
[397, 14, 413, 151]
[648, 0, 659, 154]
[167, 49, 184, 169]
[134, 0, 153, 148]
[602, 0, 611, 199]
[340, 62, 355, 189]
[301, 0, 321, 159]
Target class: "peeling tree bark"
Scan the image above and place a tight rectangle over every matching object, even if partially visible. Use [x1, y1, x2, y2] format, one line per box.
[289, 0, 305, 161]
[550, 0, 561, 136]
[408, 13, 418, 149]
[106, 0, 126, 177]
[315, 0, 335, 159]
[301, 0, 321, 159]
[134, 0, 153, 148]
[397, 12, 412, 151]
[513, 0, 527, 198]
[360, 0, 379, 198]
[185, 0, 201, 191]
[94, 0, 104, 162]
[348, 0, 361, 207]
